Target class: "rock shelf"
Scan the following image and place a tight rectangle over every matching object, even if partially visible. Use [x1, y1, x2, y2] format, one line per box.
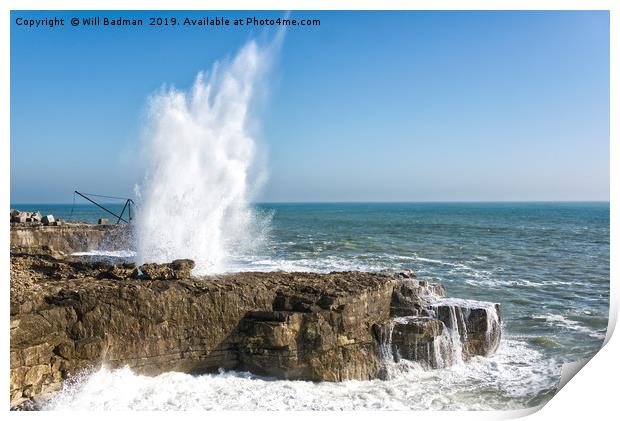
[9, 224, 501, 408]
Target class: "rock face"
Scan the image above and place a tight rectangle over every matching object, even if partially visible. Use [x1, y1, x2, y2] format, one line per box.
[10, 249, 502, 408]
[10, 224, 132, 256]
[139, 259, 196, 280]
[10, 254, 396, 405]
[375, 281, 502, 369]
[430, 298, 502, 358]
[388, 317, 446, 366]
[390, 278, 446, 317]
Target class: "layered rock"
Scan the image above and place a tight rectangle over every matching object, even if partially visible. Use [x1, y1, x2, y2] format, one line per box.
[139, 259, 196, 280]
[10, 223, 131, 257]
[390, 278, 446, 317]
[10, 253, 395, 406]
[387, 317, 446, 366]
[430, 298, 502, 357]
[10, 247, 502, 408]
[371, 279, 502, 370]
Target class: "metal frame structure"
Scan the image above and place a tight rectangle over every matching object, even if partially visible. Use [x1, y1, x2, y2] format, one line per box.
[73, 191, 134, 224]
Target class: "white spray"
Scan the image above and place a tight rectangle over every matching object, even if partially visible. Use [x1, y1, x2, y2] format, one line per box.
[135, 38, 278, 274]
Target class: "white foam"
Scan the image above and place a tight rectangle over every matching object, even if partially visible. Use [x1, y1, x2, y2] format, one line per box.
[71, 250, 137, 258]
[433, 297, 497, 310]
[533, 314, 606, 340]
[224, 255, 389, 274]
[42, 340, 560, 411]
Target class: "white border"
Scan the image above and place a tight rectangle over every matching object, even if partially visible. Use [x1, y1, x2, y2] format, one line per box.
[2, 1, 616, 420]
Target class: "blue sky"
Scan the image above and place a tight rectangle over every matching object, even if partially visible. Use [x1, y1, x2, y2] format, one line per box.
[11, 10, 609, 203]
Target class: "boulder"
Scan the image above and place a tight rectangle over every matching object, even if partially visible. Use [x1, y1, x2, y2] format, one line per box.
[97, 218, 108, 225]
[10, 211, 42, 224]
[41, 216, 55, 226]
[11, 215, 27, 224]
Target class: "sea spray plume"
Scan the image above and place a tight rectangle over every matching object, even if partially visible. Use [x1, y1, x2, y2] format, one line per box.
[135, 39, 277, 274]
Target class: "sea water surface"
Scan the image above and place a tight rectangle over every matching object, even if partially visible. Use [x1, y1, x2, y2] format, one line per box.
[11, 202, 610, 410]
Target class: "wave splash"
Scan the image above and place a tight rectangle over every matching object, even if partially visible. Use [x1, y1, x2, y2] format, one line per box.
[41, 340, 559, 411]
[134, 40, 275, 274]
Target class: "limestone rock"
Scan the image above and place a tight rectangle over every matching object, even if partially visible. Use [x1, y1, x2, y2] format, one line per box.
[384, 317, 446, 367]
[9, 245, 503, 407]
[10, 253, 398, 405]
[98, 263, 139, 280]
[41, 215, 55, 226]
[390, 279, 446, 317]
[139, 259, 196, 280]
[11, 223, 132, 255]
[430, 299, 502, 358]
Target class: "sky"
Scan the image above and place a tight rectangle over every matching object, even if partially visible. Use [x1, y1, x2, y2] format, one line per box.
[10, 10, 610, 203]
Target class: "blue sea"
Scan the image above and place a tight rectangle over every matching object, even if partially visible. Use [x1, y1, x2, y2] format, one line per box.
[11, 202, 610, 410]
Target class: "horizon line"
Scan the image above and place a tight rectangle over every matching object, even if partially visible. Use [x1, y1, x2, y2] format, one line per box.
[10, 199, 611, 205]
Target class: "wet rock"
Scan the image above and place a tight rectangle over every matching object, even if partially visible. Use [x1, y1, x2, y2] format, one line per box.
[399, 269, 417, 279]
[10, 398, 39, 411]
[237, 310, 383, 381]
[390, 279, 446, 317]
[431, 299, 501, 358]
[139, 259, 196, 280]
[376, 297, 502, 368]
[374, 317, 446, 367]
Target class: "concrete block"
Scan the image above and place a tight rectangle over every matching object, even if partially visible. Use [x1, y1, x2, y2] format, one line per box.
[41, 215, 55, 226]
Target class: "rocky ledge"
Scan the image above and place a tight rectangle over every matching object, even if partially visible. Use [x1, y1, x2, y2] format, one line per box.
[10, 222, 132, 257]
[10, 253, 501, 408]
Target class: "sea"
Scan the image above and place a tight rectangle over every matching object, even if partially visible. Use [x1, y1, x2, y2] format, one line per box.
[10, 202, 610, 411]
